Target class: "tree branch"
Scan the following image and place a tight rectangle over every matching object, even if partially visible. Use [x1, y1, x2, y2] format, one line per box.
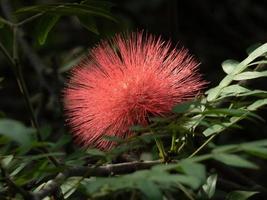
[31, 160, 162, 200]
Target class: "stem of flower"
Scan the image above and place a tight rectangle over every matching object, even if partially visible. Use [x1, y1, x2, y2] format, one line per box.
[155, 138, 167, 161]
[189, 134, 216, 158]
[0, 33, 60, 167]
[170, 131, 177, 152]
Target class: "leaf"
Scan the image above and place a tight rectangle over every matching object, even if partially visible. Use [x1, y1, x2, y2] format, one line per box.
[203, 123, 229, 136]
[36, 14, 60, 45]
[212, 144, 239, 153]
[242, 139, 267, 147]
[203, 116, 242, 137]
[81, 0, 114, 10]
[0, 119, 35, 147]
[241, 146, 267, 159]
[179, 160, 206, 183]
[233, 71, 267, 80]
[1, 155, 14, 167]
[247, 98, 267, 111]
[213, 154, 258, 169]
[0, 16, 5, 28]
[129, 125, 146, 132]
[226, 190, 258, 200]
[222, 59, 239, 74]
[16, 3, 117, 22]
[206, 86, 222, 102]
[202, 174, 217, 199]
[77, 16, 99, 34]
[102, 135, 124, 142]
[202, 108, 249, 117]
[61, 177, 81, 198]
[137, 180, 162, 200]
[172, 100, 200, 113]
[220, 85, 250, 96]
[219, 87, 267, 100]
[246, 43, 262, 55]
[86, 148, 106, 157]
[232, 43, 267, 74]
[207, 43, 267, 102]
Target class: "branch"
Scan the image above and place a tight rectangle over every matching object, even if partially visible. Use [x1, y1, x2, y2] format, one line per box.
[0, 162, 31, 199]
[32, 160, 162, 200]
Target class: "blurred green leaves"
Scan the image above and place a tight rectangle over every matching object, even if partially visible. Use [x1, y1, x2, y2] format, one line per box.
[36, 14, 60, 45]
[201, 174, 217, 199]
[214, 154, 258, 169]
[83, 160, 206, 199]
[222, 59, 239, 74]
[1, 1, 267, 198]
[206, 43, 267, 101]
[226, 190, 258, 200]
[0, 119, 35, 148]
[15, 2, 117, 45]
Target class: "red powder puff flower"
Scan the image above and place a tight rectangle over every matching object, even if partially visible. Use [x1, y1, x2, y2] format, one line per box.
[63, 32, 205, 150]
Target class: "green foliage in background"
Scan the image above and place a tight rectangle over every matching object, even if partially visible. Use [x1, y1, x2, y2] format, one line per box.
[1, 1, 267, 200]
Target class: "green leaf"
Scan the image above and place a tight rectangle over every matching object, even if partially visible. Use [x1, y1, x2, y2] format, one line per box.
[212, 144, 239, 153]
[207, 43, 267, 101]
[246, 43, 262, 55]
[1, 155, 14, 167]
[77, 16, 99, 34]
[179, 160, 206, 183]
[241, 146, 267, 159]
[0, 16, 5, 28]
[202, 108, 249, 117]
[247, 98, 267, 111]
[172, 100, 199, 113]
[203, 116, 242, 137]
[203, 123, 229, 136]
[102, 135, 124, 142]
[16, 3, 117, 22]
[81, 0, 114, 10]
[129, 125, 145, 132]
[232, 43, 267, 74]
[0, 119, 35, 147]
[220, 86, 267, 99]
[220, 85, 250, 96]
[61, 177, 81, 198]
[137, 180, 162, 200]
[222, 59, 239, 74]
[36, 14, 60, 45]
[206, 86, 222, 102]
[86, 148, 106, 157]
[242, 139, 267, 147]
[213, 154, 258, 169]
[226, 190, 258, 200]
[202, 174, 217, 199]
[233, 71, 267, 80]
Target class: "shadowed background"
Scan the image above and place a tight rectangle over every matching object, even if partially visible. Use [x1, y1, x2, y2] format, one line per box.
[0, 1, 267, 199]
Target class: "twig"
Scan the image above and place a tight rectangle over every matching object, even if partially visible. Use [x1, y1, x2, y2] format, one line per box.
[0, 0, 60, 168]
[32, 160, 162, 200]
[189, 134, 216, 158]
[0, 162, 31, 199]
[0, 41, 15, 65]
[16, 12, 44, 26]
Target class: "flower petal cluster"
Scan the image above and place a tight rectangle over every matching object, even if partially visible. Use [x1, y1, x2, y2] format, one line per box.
[64, 33, 205, 150]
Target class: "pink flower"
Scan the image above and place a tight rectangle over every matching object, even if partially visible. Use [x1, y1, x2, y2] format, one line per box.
[63, 32, 205, 150]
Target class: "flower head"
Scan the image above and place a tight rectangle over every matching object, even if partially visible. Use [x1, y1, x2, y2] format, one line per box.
[63, 32, 205, 150]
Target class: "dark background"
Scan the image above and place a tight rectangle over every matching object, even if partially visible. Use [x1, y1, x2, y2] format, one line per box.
[1, 0, 267, 120]
[0, 1, 267, 198]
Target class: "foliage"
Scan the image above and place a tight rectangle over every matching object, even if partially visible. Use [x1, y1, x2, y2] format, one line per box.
[0, 1, 267, 200]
